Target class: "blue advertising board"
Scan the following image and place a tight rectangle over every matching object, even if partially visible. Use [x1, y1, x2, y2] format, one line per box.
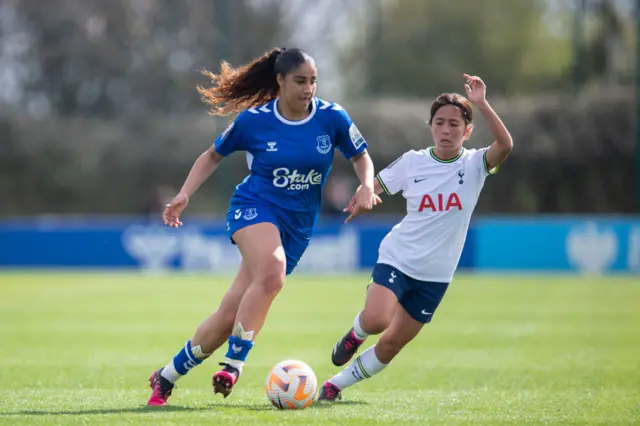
[1, 216, 637, 274]
[0, 216, 474, 273]
[474, 217, 640, 274]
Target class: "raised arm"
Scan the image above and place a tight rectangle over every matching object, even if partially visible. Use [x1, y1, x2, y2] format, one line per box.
[463, 74, 513, 171]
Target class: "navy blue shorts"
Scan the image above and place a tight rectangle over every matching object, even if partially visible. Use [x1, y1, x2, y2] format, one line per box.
[225, 202, 310, 275]
[371, 263, 449, 324]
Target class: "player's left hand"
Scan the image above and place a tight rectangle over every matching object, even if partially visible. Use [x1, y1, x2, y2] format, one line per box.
[463, 74, 486, 104]
[163, 192, 188, 228]
[343, 185, 382, 224]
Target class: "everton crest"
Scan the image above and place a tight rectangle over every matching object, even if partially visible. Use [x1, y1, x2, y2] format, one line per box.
[243, 208, 258, 221]
[316, 135, 332, 154]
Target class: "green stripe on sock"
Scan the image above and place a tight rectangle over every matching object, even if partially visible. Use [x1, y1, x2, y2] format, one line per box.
[356, 356, 371, 379]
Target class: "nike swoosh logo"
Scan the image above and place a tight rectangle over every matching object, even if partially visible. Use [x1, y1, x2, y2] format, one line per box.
[414, 178, 428, 183]
[421, 309, 432, 315]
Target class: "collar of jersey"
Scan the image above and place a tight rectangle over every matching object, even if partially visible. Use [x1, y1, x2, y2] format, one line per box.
[428, 146, 464, 163]
[273, 97, 317, 126]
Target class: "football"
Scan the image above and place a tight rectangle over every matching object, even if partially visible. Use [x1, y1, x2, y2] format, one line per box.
[265, 359, 318, 409]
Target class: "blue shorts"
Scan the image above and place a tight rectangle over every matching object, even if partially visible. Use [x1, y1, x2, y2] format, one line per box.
[225, 202, 310, 275]
[371, 263, 449, 324]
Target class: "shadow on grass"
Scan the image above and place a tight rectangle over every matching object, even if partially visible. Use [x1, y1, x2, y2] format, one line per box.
[232, 399, 370, 411]
[2, 406, 211, 416]
[2, 400, 368, 416]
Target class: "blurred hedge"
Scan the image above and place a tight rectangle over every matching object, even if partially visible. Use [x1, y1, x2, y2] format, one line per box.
[0, 88, 634, 216]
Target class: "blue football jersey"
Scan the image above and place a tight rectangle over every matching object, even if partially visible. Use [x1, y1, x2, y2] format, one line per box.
[213, 97, 368, 234]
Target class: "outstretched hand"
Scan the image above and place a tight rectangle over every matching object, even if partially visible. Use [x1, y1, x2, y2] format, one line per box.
[343, 185, 382, 224]
[162, 192, 189, 228]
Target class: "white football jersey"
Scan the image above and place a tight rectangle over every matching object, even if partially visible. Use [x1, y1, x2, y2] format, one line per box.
[376, 147, 497, 283]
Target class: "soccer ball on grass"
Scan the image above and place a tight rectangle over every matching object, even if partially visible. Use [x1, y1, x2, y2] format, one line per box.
[265, 359, 317, 409]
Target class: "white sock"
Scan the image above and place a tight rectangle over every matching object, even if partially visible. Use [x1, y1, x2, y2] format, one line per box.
[224, 358, 244, 374]
[329, 345, 388, 390]
[161, 361, 181, 383]
[352, 312, 369, 341]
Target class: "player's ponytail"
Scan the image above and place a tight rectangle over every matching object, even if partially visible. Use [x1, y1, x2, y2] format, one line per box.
[197, 47, 313, 116]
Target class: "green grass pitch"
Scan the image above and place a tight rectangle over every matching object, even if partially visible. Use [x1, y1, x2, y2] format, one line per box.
[0, 272, 638, 425]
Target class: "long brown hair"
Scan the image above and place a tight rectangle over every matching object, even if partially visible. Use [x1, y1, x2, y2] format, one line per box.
[197, 47, 314, 116]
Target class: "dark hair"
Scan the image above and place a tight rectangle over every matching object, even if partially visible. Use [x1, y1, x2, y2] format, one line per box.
[197, 47, 314, 116]
[429, 93, 473, 125]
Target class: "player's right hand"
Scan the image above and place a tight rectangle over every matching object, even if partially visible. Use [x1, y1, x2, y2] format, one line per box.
[343, 187, 382, 224]
[162, 192, 189, 228]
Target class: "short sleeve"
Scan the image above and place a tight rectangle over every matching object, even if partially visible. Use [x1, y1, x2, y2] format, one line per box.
[376, 152, 412, 195]
[213, 113, 248, 157]
[472, 147, 499, 177]
[332, 105, 368, 160]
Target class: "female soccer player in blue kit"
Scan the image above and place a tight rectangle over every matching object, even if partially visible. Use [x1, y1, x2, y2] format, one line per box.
[147, 47, 380, 406]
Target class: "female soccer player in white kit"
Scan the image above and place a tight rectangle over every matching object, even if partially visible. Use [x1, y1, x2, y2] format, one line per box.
[319, 75, 514, 401]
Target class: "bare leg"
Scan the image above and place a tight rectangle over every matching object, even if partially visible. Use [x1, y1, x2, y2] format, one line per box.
[212, 222, 287, 397]
[326, 305, 424, 394]
[331, 282, 398, 367]
[191, 260, 253, 353]
[231, 222, 287, 340]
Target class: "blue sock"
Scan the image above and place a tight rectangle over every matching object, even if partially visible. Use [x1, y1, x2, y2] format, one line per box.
[224, 335, 254, 371]
[160, 340, 208, 383]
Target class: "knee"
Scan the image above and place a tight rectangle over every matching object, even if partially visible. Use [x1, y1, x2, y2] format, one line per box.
[361, 309, 393, 335]
[255, 260, 286, 295]
[376, 335, 411, 363]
